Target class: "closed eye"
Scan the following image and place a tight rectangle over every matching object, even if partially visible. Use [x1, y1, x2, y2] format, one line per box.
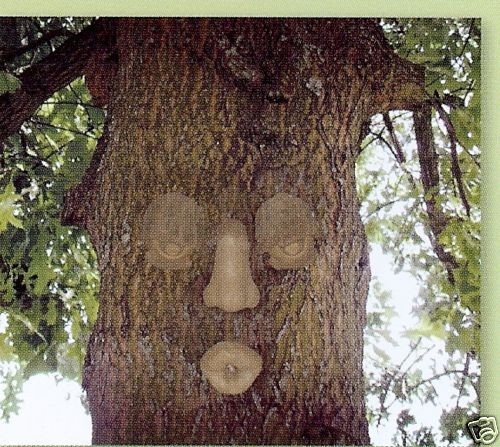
[143, 192, 207, 270]
[255, 193, 318, 269]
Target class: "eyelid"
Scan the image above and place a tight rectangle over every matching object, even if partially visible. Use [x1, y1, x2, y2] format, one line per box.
[157, 242, 186, 260]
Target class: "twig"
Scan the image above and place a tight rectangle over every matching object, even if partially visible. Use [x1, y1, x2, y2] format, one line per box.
[407, 369, 468, 392]
[370, 130, 399, 161]
[43, 100, 102, 109]
[30, 118, 98, 140]
[402, 344, 434, 375]
[375, 339, 423, 426]
[431, 97, 471, 217]
[364, 199, 401, 220]
[454, 352, 470, 408]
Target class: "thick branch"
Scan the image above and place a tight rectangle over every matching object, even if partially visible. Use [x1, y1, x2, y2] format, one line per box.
[413, 105, 458, 283]
[61, 121, 108, 233]
[0, 27, 73, 65]
[369, 27, 427, 115]
[0, 19, 114, 145]
[0, 18, 20, 55]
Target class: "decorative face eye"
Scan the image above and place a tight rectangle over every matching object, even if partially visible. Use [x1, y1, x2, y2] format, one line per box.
[255, 193, 318, 269]
[142, 192, 207, 270]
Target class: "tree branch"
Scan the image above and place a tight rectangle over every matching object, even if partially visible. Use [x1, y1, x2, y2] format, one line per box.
[413, 105, 458, 283]
[370, 49, 427, 114]
[30, 118, 99, 140]
[431, 97, 471, 217]
[364, 198, 401, 220]
[407, 369, 471, 392]
[0, 27, 73, 65]
[369, 120, 418, 192]
[0, 19, 114, 146]
[383, 113, 406, 164]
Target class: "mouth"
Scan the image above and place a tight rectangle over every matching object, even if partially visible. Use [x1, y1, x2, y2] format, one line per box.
[200, 341, 263, 395]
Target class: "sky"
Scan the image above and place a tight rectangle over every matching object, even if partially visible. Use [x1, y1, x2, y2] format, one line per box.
[0, 245, 464, 446]
[0, 374, 91, 444]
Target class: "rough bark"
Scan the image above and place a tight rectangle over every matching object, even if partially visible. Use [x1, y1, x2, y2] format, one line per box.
[62, 18, 425, 445]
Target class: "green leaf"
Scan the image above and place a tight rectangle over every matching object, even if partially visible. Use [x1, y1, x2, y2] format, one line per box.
[0, 182, 23, 232]
[57, 343, 83, 380]
[23, 347, 57, 379]
[0, 332, 15, 361]
[58, 135, 93, 189]
[0, 270, 15, 305]
[82, 290, 98, 325]
[373, 345, 391, 363]
[405, 314, 448, 340]
[87, 106, 105, 126]
[26, 232, 56, 296]
[0, 71, 21, 95]
[446, 325, 480, 355]
[440, 407, 474, 444]
[45, 299, 59, 326]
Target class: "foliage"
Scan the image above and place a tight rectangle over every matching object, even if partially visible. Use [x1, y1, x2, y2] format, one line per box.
[360, 18, 480, 445]
[0, 17, 101, 420]
[0, 72, 21, 95]
[0, 17, 480, 445]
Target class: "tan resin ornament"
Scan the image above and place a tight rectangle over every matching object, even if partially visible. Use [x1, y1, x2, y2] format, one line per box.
[200, 341, 263, 395]
[203, 218, 260, 312]
[255, 193, 319, 269]
[142, 192, 207, 270]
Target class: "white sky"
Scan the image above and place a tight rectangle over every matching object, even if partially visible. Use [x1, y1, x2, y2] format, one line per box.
[366, 245, 459, 445]
[0, 374, 91, 444]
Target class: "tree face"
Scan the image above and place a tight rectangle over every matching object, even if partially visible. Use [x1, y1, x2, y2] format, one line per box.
[71, 18, 408, 444]
[141, 192, 319, 395]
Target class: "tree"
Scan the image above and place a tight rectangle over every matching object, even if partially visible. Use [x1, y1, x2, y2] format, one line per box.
[0, 18, 480, 445]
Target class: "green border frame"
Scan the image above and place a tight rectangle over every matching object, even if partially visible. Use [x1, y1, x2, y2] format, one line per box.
[0, 0, 498, 444]
[0, 0, 498, 17]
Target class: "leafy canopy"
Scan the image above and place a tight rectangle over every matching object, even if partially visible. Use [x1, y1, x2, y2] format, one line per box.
[359, 18, 480, 445]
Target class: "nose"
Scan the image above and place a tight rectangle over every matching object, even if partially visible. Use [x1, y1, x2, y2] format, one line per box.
[203, 218, 260, 312]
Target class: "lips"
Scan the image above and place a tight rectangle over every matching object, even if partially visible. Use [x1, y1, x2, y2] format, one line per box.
[200, 341, 262, 395]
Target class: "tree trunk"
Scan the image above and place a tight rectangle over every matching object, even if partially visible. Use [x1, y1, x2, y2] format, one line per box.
[63, 18, 424, 445]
